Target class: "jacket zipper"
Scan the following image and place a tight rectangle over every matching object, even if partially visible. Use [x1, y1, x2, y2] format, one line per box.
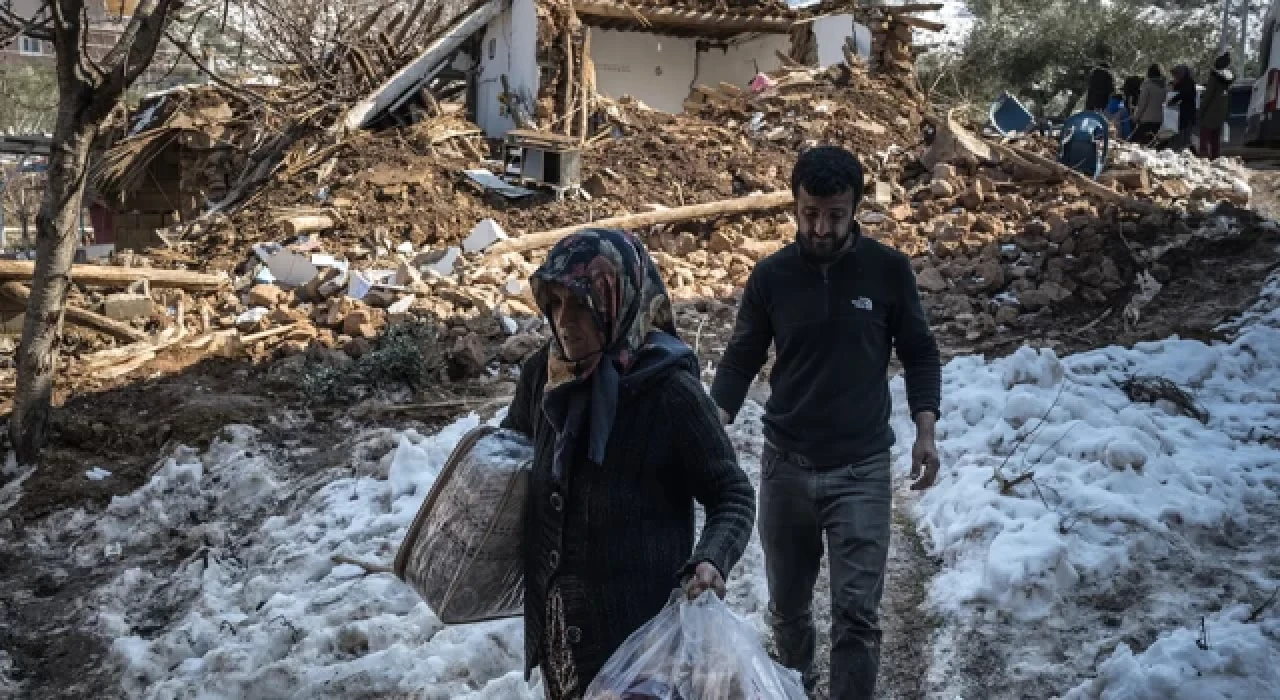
[822, 265, 830, 319]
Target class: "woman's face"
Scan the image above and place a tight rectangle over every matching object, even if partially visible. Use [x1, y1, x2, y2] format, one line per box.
[545, 284, 605, 362]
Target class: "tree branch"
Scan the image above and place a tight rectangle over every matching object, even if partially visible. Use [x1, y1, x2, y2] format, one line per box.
[0, 0, 54, 43]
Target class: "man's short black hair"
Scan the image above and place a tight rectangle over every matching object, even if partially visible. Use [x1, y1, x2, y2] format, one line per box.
[791, 146, 864, 202]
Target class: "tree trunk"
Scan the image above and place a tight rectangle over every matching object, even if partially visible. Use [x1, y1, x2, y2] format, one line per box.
[6, 0, 180, 463]
[10, 100, 96, 463]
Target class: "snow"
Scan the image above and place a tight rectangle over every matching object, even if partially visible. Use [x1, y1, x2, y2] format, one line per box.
[894, 270, 1280, 693]
[90, 417, 550, 699]
[914, 0, 976, 51]
[1062, 605, 1280, 700]
[1113, 144, 1254, 200]
[66, 263, 1280, 697]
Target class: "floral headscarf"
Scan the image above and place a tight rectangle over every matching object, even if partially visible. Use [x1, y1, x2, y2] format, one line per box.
[531, 228, 691, 480]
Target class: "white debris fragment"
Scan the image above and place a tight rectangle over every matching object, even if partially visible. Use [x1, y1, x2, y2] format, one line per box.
[85, 467, 112, 481]
[253, 243, 319, 287]
[424, 247, 462, 277]
[235, 307, 269, 325]
[387, 295, 415, 314]
[463, 219, 509, 254]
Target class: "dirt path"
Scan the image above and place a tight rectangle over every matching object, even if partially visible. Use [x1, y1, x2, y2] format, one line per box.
[806, 500, 939, 700]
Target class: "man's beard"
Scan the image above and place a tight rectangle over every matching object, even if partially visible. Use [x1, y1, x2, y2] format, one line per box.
[797, 230, 851, 261]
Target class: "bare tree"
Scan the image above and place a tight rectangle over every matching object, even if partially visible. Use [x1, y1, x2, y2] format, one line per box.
[1, 0, 181, 463]
[1, 165, 43, 249]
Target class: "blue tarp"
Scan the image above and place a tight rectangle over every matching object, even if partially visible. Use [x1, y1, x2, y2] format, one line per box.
[990, 92, 1035, 136]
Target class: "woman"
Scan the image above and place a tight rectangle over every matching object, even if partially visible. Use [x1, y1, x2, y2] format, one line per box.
[501, 228, 757, 699]
[1198, 52, 1235, 160]
[1168, 64, 1198, 151]
[1131, 63, 1169, 146]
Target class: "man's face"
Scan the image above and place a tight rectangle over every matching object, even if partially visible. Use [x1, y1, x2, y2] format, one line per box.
[545, 284, 605, 362]
[795, 186, 856, 259]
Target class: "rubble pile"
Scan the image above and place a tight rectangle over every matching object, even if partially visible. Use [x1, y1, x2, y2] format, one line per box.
[0, 15, 1268, 406]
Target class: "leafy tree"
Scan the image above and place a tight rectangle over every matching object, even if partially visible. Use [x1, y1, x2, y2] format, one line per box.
[922, 0, 1219, 118]
[0, 63, 58, 134]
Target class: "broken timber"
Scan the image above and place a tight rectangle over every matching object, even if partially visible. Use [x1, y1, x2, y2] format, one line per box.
[573, 1, 794, 34]
[485, 190, 795, 257]
[0, 261, 226, 292]
[344, 0, 504, 131]
[0, 282, 149, 344]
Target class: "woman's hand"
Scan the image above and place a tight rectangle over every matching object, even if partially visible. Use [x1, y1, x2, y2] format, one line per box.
[684, 561, 726, 600]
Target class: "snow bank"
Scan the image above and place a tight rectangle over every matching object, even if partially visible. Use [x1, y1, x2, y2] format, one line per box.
[1113, 145, 1253, 201]
[894, 271, 1280, 692]
[92, 414, 547, 699]
[892, 273, 1280, 619]
[1062, 605, 1280, 700]
[88, 391, 782, 699]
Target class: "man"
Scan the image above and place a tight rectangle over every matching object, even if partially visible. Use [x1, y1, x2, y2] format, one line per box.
[1085, 61, 1117, 112]
[711, 146, 941, 700]
[1198, 52, 1235, 159]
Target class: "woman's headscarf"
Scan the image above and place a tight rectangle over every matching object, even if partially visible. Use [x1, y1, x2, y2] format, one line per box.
[531, 228, 693, 481]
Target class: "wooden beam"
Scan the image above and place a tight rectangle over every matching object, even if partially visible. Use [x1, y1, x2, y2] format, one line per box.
[344, 0, 504, 131]
[889, 14, 946, 32]
[573, 1, 795, 34]
[485, 190, 795, 257]
[0, 261, 226, 291]
[0, 282, 149, 343]
[887, 3, 945, 12]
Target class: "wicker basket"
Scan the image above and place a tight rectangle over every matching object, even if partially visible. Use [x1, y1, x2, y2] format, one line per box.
[394, 426, 533, 624]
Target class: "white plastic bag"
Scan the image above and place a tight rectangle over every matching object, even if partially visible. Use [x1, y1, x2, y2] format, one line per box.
[1161, 105, 1179, 135]
[584, 591, 807, 700]
[393, 427, 532, 624]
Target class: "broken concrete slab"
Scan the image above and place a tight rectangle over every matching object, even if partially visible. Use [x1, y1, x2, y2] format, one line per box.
[420, 247, 461, 277]
[463, 218, 509, 254]
[102, 293, 156, 321]
[253, 243, 320, 287]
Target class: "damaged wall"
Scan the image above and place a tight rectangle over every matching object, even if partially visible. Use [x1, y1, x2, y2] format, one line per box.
[812, 15, 872, 68]
[696, 34, 791, 90]
[589, 29, 698, 114]
[476, 0, 540, 137]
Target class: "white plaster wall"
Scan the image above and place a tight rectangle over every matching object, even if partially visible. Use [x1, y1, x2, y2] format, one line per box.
[812, 14, 872, 68]
[588, 29, 697, 114]
[476, 0, 540, 137]
[696, 34, 791, 89]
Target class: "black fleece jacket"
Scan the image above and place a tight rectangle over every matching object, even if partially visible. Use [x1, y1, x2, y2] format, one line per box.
[502, 344, 756, 684]
[711, 234, 941, 466]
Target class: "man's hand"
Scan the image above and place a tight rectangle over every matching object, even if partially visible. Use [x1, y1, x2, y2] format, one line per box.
[910, 412, 941, 491]
[684, 561, 726, 600]
[717, 407, 732, 426]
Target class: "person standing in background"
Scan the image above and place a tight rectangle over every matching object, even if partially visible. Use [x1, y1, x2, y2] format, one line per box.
[1198, 52, 1235, 160]
[1130, 64, 1170, 146]
[1086, 61, 1117, 111]
[1104, 93, 1134, 140]
[1168, 64, 1198, 151]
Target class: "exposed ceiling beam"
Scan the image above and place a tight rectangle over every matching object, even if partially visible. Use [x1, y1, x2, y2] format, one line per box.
[573, 1, 796, 35]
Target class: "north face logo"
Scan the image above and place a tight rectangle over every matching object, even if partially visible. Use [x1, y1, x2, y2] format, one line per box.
[852, 297, 873, 311]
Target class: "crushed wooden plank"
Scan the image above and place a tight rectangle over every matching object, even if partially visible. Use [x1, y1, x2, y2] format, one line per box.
[0, 261, 226, 292]
[485, 190, 795, 257]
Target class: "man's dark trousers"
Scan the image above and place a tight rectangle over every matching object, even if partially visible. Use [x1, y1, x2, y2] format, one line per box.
[760, 443, 892, 700]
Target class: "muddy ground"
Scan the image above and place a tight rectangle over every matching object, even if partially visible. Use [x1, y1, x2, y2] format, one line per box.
[2, 174, 1279, 698]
